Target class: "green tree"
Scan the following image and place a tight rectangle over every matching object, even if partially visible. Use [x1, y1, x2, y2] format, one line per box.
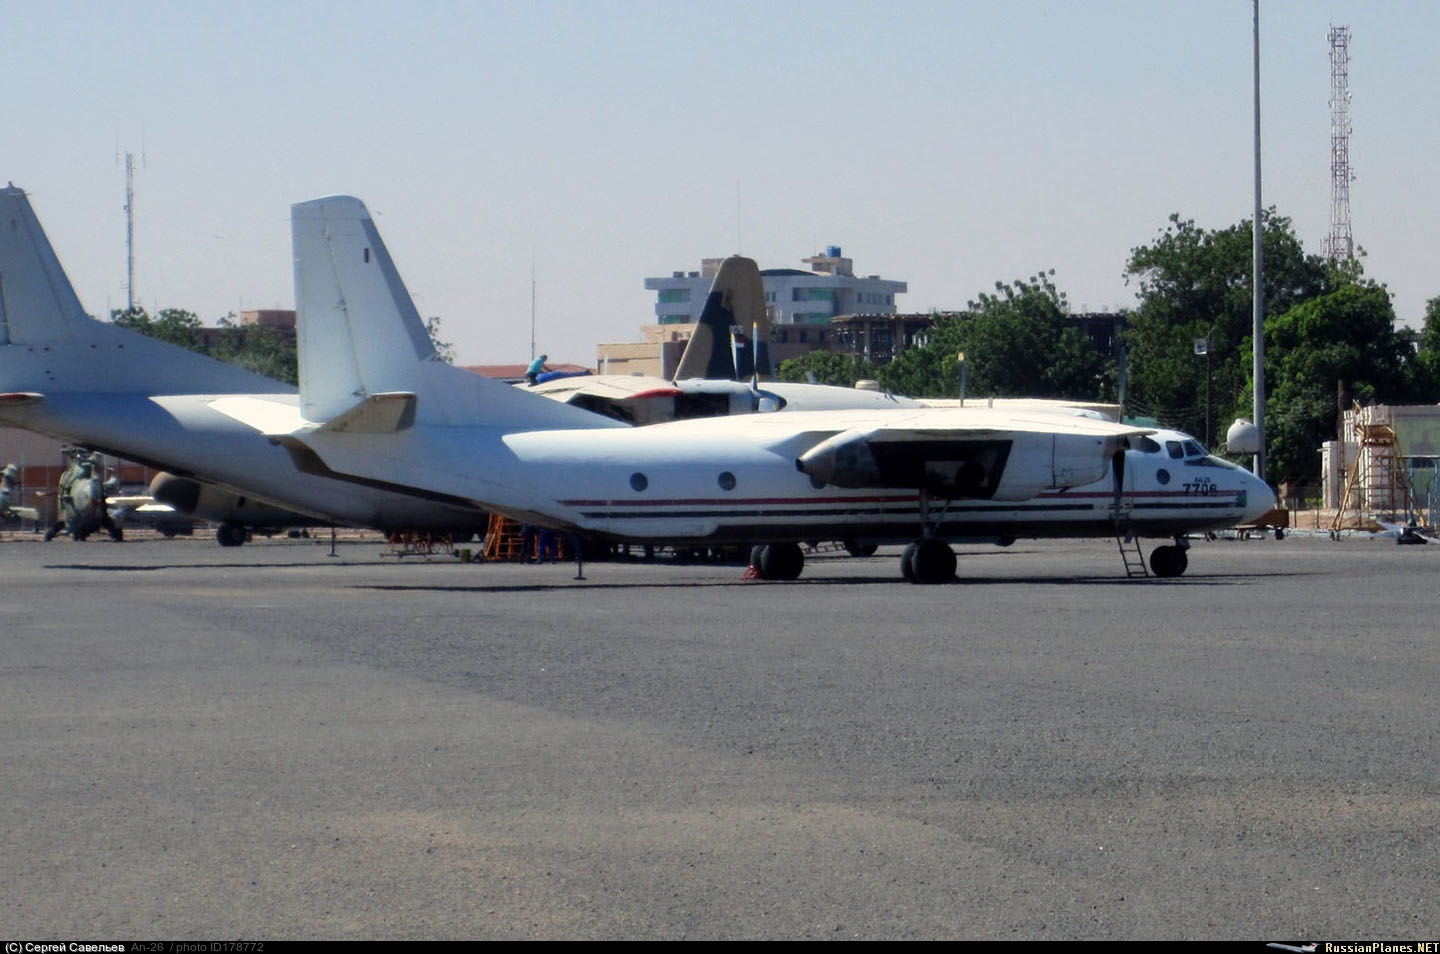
[425, 316, 456, 364]
[211, 314, 299, 384]
[1260, 282, 1411, 483]
[776, 350, 876, 387]
[1123, 210, 1332, 442]
[112, 307, 298, 384]
[1408, 296, 1440, 402]
[112, 306, 205, 350]
[873, 274, 1110, 401]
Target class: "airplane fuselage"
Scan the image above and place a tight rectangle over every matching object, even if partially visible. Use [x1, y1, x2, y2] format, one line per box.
[1, 389, 487, 535]
[292, 404, 1269, 546]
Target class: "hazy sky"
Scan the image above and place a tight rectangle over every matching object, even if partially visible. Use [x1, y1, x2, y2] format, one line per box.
[5, 1, 1436, 366]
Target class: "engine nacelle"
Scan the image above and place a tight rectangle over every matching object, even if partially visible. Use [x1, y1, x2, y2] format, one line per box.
[796, 431, 1119, 501]
[148, 472, 309, 527]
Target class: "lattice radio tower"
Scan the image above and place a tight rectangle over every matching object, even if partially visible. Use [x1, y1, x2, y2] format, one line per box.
[1325, 25, 1354, 261]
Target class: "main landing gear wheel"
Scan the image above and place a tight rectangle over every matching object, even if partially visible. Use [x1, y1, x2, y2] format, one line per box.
[216, 522, 248, 548]
[1148, 544, 1188, 578]
[906, 538, 956, 584]
[750, 542, 804, 580]
[843, 539, 878, 557]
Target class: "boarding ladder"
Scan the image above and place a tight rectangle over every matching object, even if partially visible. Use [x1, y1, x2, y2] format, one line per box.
[484, 513, 526, 561]
[1111, 493, 1147, 577]
[483, 514, 568, 562]
[1114, 526, 1149, 578]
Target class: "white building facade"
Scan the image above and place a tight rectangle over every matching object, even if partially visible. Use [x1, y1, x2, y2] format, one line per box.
[643, 247, 907, 326]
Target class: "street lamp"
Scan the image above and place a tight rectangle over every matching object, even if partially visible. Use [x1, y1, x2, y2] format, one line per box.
[1193, 333, 1212, 447]
[956, 351, 967, 404]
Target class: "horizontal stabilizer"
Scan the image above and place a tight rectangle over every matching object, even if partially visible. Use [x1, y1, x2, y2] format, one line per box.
[208, 395, 308, 436]
[319, 391, 417, 433]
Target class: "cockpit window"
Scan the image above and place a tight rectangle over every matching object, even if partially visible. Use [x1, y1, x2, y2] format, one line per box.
[1130, 436, 1163, 453]
[1166, 441, 1185, 459]
[1182, 440, 1205, 458]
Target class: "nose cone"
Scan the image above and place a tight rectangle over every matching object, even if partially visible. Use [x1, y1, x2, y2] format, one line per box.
[1240, 467, 1277, 524]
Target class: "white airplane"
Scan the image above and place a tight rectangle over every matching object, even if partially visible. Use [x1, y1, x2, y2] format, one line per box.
[526, 254, 923, 424]
[211, 194, 1273, 583]
[0, 184, 494, 543]
[528, 254, 1121, 428]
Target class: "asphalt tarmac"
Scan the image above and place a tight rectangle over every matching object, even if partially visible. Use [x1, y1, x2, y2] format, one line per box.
[2, 531, 1436, 940]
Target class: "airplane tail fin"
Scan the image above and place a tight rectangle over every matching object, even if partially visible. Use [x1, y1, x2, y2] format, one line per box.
[291, 196, 437, 422]
[290, 196, 608, 431]
[0, 185, 90, 346]
[0, 185, 288, 396]
[673, 255, 770, 381]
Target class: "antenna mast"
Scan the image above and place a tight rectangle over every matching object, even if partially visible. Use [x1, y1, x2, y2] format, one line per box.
[1325, 25, 1354, 262]
[118, 145, 145, 311]
[122, 151, 137, 311]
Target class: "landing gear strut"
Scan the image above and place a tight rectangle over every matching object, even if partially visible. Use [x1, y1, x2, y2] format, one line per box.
[901, 490, 956, 584]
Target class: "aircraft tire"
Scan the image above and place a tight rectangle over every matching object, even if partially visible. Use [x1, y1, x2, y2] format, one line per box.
[908, 539, 956, 584]
[108, 525, 123, 542]
[757, 542, 804, 581]
[216, 522, 247, 548]
[901, 543, 918, 581]
[843, 539, 878, 557]
[1148, 544, 1188, 578]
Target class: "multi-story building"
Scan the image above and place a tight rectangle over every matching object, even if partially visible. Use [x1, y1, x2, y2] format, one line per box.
[641, 247, 907, 327]
[605, 247, 908, 376]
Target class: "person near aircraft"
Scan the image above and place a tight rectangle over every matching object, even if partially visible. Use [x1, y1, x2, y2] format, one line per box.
[525, 354, 549, 386]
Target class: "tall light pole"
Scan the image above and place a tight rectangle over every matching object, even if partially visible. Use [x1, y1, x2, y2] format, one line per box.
[1194, 333, 1212, 447]
[1251, 0, 1266, 480]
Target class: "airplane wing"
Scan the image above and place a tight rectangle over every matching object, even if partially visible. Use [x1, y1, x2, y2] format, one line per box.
[525, 374, 680, 401]
[916, 396, 1123, 421]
